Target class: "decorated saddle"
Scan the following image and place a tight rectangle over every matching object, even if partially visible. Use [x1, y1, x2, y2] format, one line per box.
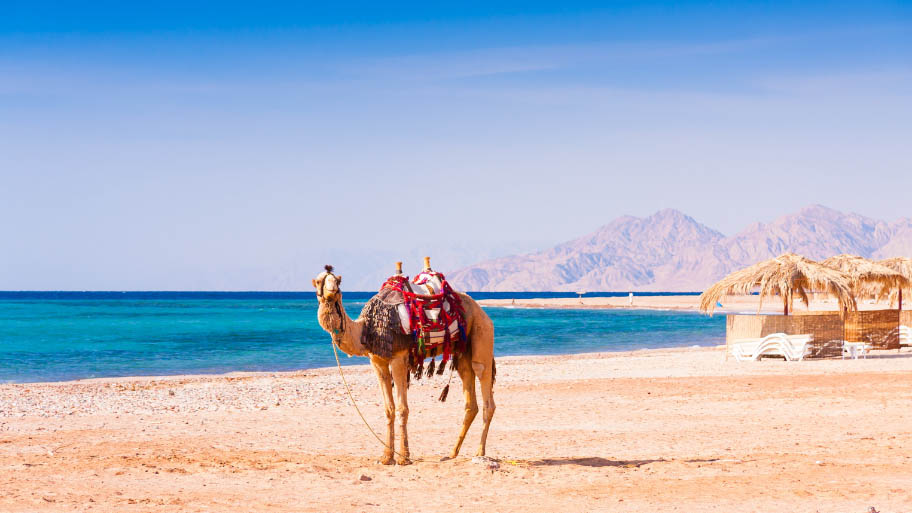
[359, 258, 467, 379]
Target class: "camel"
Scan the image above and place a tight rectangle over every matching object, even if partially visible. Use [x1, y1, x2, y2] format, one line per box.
[312, 264, 496, 465]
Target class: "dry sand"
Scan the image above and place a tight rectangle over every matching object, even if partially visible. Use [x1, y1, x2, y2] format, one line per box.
[2, 347, 912, 512]
[478, 294, 899, 313]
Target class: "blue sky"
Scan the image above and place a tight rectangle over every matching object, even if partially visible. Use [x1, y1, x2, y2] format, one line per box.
[2, 2, 911, 289]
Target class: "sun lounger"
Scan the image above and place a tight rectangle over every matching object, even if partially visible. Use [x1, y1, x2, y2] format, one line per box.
[730, 338, 762, 361]
[899, 325, 911, 352]
[729, 333, 813, 361]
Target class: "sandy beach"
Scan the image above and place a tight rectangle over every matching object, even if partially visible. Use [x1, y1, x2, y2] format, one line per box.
[2, 346, 911, 512]
[478, 294, 899, 313]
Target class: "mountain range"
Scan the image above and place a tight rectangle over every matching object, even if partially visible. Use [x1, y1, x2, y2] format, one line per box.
[448, 205, 912, 292]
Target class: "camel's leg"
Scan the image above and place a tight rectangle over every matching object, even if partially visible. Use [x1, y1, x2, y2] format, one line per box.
[389, 353, 411, 465]
[474, 358, 496, 457]
[465, 307, 497, 458]
[448, 356, 478, 459]
[369, 355, 395, 465]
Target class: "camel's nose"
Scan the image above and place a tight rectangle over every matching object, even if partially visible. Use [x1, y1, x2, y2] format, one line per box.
[323, 290, 339, 301]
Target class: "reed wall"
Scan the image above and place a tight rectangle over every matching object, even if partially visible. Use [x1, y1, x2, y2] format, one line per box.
[726, 313, 844, 359]
[845, 310, 900, 350]
[901, 310, 912, 328]
[728, 309, 903, 356]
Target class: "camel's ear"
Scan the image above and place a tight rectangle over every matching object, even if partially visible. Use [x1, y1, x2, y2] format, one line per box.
[311, 279, 317, 288]
[336, 275, 342, 284]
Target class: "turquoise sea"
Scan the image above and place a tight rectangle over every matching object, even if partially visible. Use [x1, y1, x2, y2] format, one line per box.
[0, 292, 724, 383]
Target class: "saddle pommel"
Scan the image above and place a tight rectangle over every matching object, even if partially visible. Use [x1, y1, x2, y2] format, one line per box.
[395, 261, 403, 275]
[423, 256, 431, 270]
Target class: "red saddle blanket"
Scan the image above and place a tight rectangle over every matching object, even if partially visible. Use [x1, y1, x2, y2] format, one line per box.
[379, 270, 467, 376]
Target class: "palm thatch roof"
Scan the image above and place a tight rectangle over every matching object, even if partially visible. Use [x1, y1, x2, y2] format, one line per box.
[875, 257, 912, 306]
[877, 257, 912, 281]
[699, 253, 857, 315]
[820, 254, 910, 298]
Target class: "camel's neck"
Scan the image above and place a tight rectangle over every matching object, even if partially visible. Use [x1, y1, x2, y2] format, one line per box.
[317, 299, 367, 357]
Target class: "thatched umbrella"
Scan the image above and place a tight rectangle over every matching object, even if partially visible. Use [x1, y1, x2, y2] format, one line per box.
[699, 253, 856, 316]
[820, 254, 910, 308]
[876, 257, 912, 310]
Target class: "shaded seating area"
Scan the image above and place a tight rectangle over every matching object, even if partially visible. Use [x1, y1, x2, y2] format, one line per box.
[726, 311, 846, 359]
[701, 253, 912, 360]
[726, 309, 905, 359]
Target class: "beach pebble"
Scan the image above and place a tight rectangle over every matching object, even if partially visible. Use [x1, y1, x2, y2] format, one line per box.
[472, 456, 500, 470]
[357, 473, 372, 482]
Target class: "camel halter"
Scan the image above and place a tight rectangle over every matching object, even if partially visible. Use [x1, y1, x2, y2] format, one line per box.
[317, 273, 345, 341]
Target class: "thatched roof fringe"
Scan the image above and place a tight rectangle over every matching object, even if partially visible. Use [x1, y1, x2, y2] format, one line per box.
[820, 254, 910, 299]
[874, 257, 912, 304]
[699, 253, 857, 316]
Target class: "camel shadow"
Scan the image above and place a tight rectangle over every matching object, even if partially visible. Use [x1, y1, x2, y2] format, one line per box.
[527, 457, 664, 468]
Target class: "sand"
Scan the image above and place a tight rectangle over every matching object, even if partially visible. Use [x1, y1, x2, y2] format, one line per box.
[2, 346, 912, 512]
[478, 294, 899, 313]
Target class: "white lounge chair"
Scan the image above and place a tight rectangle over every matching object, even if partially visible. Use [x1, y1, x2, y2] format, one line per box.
[899, 325, 912, 352]
[842, 341, 871, 359]
[730, 333, 813, 361]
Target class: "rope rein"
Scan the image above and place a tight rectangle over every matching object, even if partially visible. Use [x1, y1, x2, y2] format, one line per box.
[329, 316, 415, 462]
[317, 272, 398, 456]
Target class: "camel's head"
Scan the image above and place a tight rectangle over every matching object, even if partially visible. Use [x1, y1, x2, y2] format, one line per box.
[312, 265, 343, 304]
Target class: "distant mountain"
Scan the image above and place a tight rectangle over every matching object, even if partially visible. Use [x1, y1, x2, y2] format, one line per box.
[449, 205, 912, 292]
[260, 240, 548, 292]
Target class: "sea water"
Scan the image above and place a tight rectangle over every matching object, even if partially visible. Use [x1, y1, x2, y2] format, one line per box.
[0, 292, 724, 383]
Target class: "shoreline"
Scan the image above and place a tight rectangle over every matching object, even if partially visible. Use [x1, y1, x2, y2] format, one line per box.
[2, 343, 909, 400]
[0, 344, 728, 388]
[477, 294, 900, 314]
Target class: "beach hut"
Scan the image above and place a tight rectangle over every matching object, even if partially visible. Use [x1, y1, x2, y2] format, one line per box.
[821, 254, 909, 350]
[699, 253, 856, 316]
[702, 253, 857, 359]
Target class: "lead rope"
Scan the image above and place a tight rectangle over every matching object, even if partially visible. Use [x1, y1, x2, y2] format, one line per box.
[330, 336, 415, 462]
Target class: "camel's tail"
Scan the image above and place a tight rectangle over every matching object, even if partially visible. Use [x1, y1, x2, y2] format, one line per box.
[492, 358, 496, 385]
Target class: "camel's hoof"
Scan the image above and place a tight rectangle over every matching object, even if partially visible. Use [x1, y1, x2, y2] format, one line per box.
[378, 455, 395, 466]
[440, 455, 455, 462]
[396, 457, 412, 466]
[475, 449, 486, 457]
